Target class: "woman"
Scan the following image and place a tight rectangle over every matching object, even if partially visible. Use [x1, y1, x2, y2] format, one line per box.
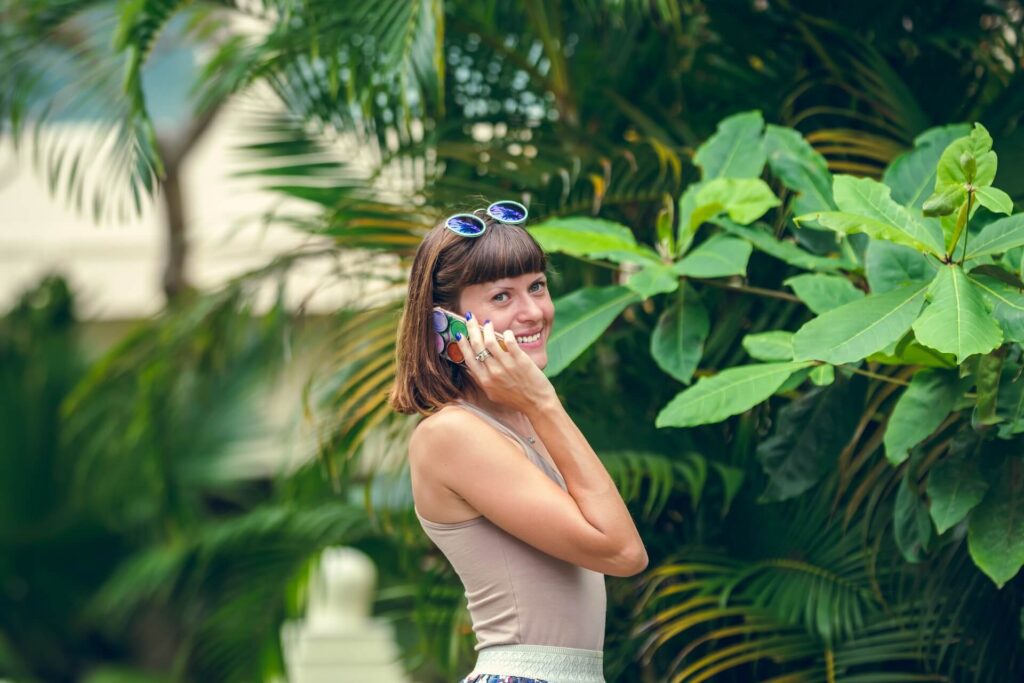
[390, 200, 648, 683]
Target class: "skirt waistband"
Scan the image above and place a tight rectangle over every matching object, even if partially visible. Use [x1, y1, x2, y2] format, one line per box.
[469, 644, 604, 682]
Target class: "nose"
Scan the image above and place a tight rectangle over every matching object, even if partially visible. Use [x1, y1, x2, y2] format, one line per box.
[517, 294, 544, 323]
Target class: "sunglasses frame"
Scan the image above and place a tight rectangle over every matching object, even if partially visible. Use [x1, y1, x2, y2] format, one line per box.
[444, 200, 529, 237]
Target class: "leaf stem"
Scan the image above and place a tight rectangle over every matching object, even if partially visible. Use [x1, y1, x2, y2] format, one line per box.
[691, 277, 802, 302]
[844, 366, 911, 386]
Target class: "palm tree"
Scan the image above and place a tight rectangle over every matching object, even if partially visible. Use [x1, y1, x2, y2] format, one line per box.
[5, 1, 1024, 681]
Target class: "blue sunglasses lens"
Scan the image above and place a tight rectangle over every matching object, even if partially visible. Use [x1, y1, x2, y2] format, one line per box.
[446, 214, 486, 236]
[487, 201, 527, 223]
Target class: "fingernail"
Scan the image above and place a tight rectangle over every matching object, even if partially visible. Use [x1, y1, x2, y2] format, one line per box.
[455, 332, 462, 341]
[484, 319, 491, 325]
[465, 311, 472, 320]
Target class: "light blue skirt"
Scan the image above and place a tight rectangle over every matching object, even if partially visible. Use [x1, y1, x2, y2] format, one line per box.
[459, 644, 605, 683]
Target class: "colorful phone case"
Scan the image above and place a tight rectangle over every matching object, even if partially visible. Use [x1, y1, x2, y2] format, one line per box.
[432, 307, 469, 364]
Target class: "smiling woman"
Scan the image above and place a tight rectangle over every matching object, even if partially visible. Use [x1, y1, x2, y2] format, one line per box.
[390, 202, 647, 683]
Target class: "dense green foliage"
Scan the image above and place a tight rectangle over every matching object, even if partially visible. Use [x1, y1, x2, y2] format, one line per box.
[5, 1, 1024, 681]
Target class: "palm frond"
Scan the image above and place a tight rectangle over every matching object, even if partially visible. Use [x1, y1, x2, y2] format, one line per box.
[0, 1, 163, 221]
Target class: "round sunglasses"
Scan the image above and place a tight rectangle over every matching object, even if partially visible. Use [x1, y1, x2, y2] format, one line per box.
[444, 200, 529, 237]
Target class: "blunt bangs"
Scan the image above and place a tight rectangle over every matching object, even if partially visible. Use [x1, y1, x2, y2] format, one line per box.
[462, 219, 547, 284]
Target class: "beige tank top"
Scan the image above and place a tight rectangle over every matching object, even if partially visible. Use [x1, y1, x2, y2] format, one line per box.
[414, 399, 607, 651]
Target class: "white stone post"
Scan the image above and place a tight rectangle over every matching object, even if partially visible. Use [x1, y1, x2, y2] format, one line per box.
[280, 547, 410, 683]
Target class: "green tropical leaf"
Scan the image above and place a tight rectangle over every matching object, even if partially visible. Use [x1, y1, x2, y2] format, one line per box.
[673, 235, 752, 278]
[529, 217, 661, 266]
[864, 240, 939, 294]
[884, 369, 962, 466]
[800, 176, 945, 256]
[911, 265, 1003, 364]
[650, 283, 708, 384]
[626, 264, 679, 298]
[544, 286, 640, 377]
[693, 110, 766, 180]
[964, 214, 1024, 260]
[894, 472, 934, 563]
[783, 274, 864, 314]
[997, 350, 1024, 438]
[968, 458, 1024, 588]
[792, 282, 929, 365]
[694, 177, 781, 225]
[757, 375, 867, 502]
[764, 124, 835, 215]
[742, 330, 795, 362]
[656, 361, 815, 429]
[676, 182, 704, 256]
[974, 186, 1013, 216]
[883, 124, 971, 209]
[937, 123, 996, 188]
[716, 220, 856, 273]
[809, 364, 834, 386]
[928, 456, 989, 534]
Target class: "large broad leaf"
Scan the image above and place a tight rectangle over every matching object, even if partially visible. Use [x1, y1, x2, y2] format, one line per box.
[783, 274, 864, 314]
[884, 124, 971, 209]
[626, 264, 679, 298]
[543, 286, 640, 377]
[864, 239, 939, 294]
[693, 110, 766, 180]
[673, 235, 752, 278]
[793, 282, 929, 365]
[970, 273, 1024, 343]
[650, 283, 708, 384]
[911, 265, 1003, 364]
[757, 374, 867, 502]
[928, 456, 989, 534]
[964, 214, 1024, 260]
[937, 123, 997, 188]
[968, 458, 1024, 588]
[656, 360, 814, 428]
[802, 176, 946, 256]
[694, 177, 781, 225]
[764, 124, 834, 215]
[529, 217, 660, 266]
[715, 219, 856, 274]
[883, 369, 962, 465]
[742, 330, 794, 362]
[894, 472, 934, 563]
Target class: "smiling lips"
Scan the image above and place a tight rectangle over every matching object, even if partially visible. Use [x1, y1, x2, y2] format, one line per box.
[515, 330, 542, 344]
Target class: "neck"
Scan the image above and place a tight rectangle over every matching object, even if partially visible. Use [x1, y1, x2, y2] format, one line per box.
[461, 386, 522, 422]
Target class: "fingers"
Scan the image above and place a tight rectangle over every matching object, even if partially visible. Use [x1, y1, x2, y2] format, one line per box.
[457, 313, 488, 373]
[480, 320, 509, 363]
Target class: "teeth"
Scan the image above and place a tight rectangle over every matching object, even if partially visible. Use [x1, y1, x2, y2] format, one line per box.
[516, 332, 541, 343]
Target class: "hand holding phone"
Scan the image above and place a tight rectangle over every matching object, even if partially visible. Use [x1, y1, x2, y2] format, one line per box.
[432, 306, 507, 364]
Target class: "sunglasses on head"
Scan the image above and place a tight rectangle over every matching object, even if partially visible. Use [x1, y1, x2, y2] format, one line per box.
[444, 200, 529, 237]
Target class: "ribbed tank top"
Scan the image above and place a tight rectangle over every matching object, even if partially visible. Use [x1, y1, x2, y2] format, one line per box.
[414, 400, 607, 651]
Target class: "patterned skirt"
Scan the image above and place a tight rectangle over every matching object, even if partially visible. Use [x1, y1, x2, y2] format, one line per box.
[458, 644, 605, 683]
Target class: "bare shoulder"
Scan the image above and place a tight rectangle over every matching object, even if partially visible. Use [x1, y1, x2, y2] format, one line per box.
[409, 403, 517, 472]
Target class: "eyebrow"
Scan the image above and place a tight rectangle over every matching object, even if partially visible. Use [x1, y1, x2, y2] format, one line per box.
[489, 276, 547, 290]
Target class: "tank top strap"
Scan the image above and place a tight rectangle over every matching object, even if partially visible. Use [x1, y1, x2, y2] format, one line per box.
[454, 399, 566, 491]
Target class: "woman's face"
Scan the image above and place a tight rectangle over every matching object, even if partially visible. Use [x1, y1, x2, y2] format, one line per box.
[457, 271, 554, 369]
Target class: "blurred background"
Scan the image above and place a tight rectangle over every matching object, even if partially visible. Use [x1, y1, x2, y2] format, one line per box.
[3, 1, 1024, 682]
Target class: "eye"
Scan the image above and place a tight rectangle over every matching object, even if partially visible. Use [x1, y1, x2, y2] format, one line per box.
[530, 281, 547, 293]
[492, 292, 510, 303]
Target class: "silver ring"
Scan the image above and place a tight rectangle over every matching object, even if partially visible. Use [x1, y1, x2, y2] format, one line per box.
[475, 348, 492, 363]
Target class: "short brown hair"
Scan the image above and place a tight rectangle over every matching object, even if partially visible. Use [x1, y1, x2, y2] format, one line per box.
[389, 214, 548, 415]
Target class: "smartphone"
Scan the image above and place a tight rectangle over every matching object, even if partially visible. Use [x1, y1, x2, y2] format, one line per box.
[432, 306, 469, 364]
[431, 306, 507, 364]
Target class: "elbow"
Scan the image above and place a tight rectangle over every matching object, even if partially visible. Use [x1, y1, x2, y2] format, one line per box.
[605, 542, 648, 577]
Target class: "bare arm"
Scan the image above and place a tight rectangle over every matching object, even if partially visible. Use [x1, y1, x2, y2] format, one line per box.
[523, 395, 648, 573]
[442, 317, 647, 576]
